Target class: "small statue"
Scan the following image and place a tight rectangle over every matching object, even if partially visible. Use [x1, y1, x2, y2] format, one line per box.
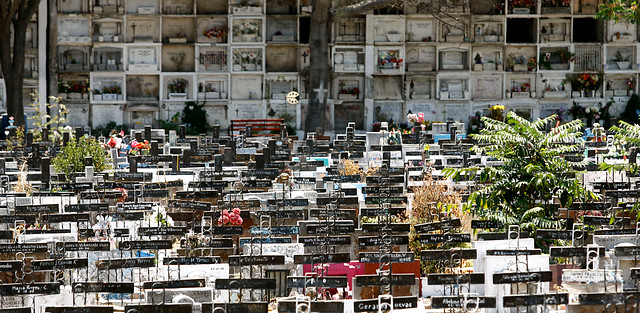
[474, 53, 483, 64]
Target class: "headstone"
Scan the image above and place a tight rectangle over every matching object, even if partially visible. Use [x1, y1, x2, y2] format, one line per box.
[135, 131, 142, 142]
[214, 154, 223, 172]
[212, 124, 220, 139]
[172, 155, 180, 172]
[280, 124, 287, 139]
[129, 156, 137, 173]
[246, 125, 253, 137]
[144, 125, 151, 141]
[263, 147, 271, 164]
[25, 132, 33, 146]
[268, 139, 276, 152]
[42, 128, 49, 142]
[223, 147, 233, 165]
[190, 140, 198, 152]
[151, 141, 159, 157]
[255, 154, 264, 169]
[63, 132, 70, 145]
[41, 157, 50, 179]
[179, 125, 186, 139]
[183, 149, 191, 166]
[169, 130, 177, 145]
[0, 159, 5, 175]
[75, 127, 84, 139]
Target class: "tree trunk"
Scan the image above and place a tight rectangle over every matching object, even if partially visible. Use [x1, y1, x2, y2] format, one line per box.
[0, 0, 41, 127]
[7, 20, 29, 126]
[304, 0, 331, 134]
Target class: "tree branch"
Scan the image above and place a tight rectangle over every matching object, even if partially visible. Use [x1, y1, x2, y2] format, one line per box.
[335, 0, 401, 15]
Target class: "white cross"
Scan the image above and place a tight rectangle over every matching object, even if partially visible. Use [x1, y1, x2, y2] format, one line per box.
[313, 81, 328, 103]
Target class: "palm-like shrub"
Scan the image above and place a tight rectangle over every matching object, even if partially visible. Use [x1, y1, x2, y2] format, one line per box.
[600, 120, 640, 176]
[445, 112, 597, 231]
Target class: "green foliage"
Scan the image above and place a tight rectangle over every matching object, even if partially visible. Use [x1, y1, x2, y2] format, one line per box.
[158, 102, 209, 135]
[609, 119, 640, 146]
[92, 121, 130, 138]
[621, 94, 640, 124]
[182, 101, 208, 135]
[52, 137, 110, 179]
[596, 0, 640, 24]
[158, 112, 181, 132]
[444, 112, 598, 233]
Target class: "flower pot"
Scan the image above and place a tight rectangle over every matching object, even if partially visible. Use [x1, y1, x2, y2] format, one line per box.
[169, 93, 188, 100]
[512, 91, 530, 98]
[68, 92, 82, 99]
[103, 94, 119, 101]
[615, 90, 628, 96]
[244, 64, 257, 71]
[93, 94, 102, 101]
[338, 94, 358, 100]
[206, 92, 219, 99]
[617, 61, 631, 70]
[440, 91, 449, 100]
[512, 7, 531, 14]
[484, 63, 496, 71]
[59, 93, 67, 100]
[544, 91, 567, 98]
[473, 64, 483, 71]
[168, 37, 187, 43]
[571, 91, 581, 98]
[514, 64, 527, 71]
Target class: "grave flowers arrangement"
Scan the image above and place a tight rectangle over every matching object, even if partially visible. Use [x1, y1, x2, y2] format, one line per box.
[527, 57, 537, 70]
[378, 50, 403, 69]
[628, 77, 636, 91]
[218, 208, 243, 226]
[68, 81, 89, 94]
[510, 0, 535, 8]
[151, 205, 174, 226]
[488, 104, 505, 120]
[168, 78, 187, 93]
[339, 86, 360, 96]
[102, 85, 121, 94]
[203, 26, 227, 38]
[576, 73, 600, 91]
[93, 215, 113, 239]
[235, 21, 259, 36]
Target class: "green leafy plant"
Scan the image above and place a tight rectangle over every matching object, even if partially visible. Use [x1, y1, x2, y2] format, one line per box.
[444, 112, 598, 235]
[181, 101, 208, 135]
[158, 112, 181, 132]
[52, 137, 110, 180]
[620, 93, 640, 125]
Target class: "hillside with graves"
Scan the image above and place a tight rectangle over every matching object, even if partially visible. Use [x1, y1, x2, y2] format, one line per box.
[0, 113, 639, 313]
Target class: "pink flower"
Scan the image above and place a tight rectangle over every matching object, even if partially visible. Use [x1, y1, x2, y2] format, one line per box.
[417, 112, 424, 123]
[237, 217, 243, 225]
[232, 207, 240, 215]
[222, 210, 229, 216]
